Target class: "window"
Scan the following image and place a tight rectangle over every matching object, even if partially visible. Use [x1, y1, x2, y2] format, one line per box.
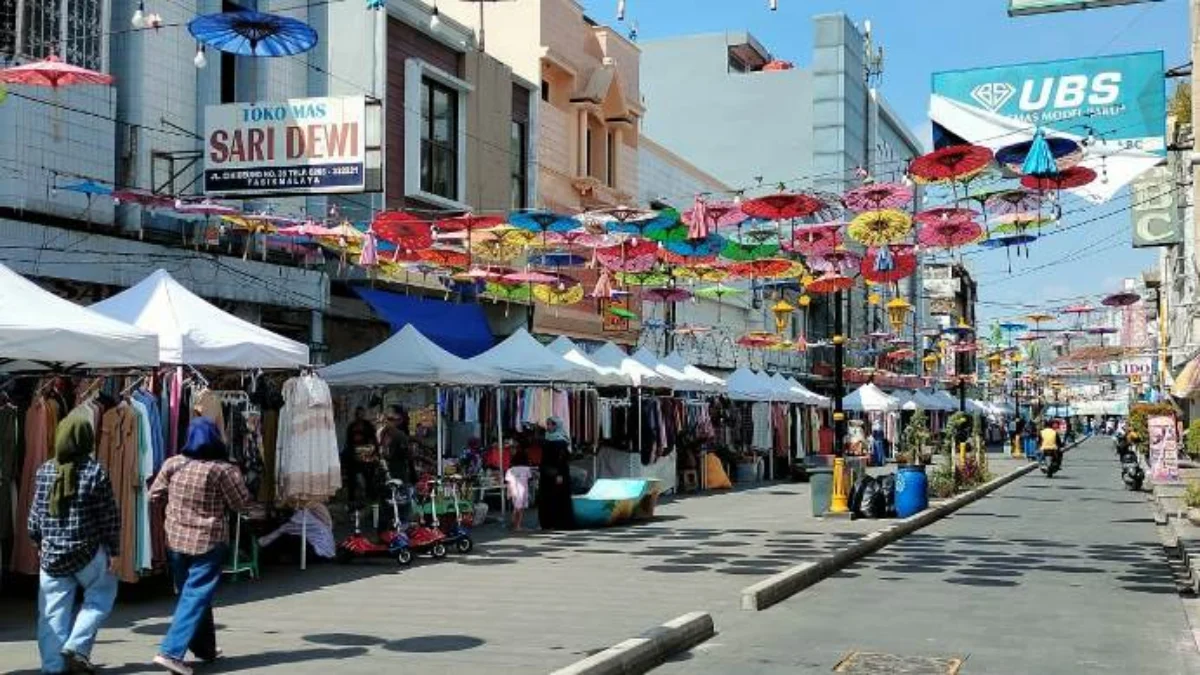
[510, 120, 527, 209]
[420, 77, 458, 200]
[605, 131, 616, 188]
[585, 126, 594, 178]
[540, 80, 550, 102]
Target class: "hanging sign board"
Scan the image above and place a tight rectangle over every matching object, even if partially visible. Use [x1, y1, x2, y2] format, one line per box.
[1009, 0, 1162, 16]
[1131, 165, 1182, 247]
[204, 96, 367, 195]
[931, 52, 1166, 203]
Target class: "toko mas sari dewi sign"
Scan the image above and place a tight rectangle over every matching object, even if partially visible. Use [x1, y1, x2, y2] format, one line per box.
[204, 96, 366, 196]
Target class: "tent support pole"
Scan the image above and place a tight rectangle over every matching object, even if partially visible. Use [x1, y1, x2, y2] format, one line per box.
[436, 386, 444, 476]
[498, 388, 506, 518]
[300, 507, 307, 571]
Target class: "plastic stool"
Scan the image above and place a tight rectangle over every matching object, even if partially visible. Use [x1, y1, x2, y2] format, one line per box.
[223, 514, 259, 581]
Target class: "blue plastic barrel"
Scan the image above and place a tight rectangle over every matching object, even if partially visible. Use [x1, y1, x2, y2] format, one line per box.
[894, 465, 928, 518]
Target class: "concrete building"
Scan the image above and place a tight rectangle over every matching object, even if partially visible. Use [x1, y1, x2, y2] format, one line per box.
[1, 0, 536, 362]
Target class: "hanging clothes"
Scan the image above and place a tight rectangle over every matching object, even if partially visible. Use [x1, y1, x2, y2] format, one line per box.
[96, 402, 139, 583]
[276, 374, 341, 506]
[750, 402, 772, 451]
[10, 395, 58, 575]
[0, 403, 21, 551]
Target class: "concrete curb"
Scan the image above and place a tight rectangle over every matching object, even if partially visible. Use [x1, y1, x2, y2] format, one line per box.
[548, 611, 715, 675]
[741, 439, 1086, 611]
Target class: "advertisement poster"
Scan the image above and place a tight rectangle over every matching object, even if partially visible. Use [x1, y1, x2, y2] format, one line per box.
[204, 96, 366, 195]
[1148, 415, 1178, 482]
[1131, 165, 1183, 247]
[931, 52, 1166, 203]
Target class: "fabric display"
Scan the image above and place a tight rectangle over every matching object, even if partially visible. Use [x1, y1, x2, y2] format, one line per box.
[258, 504, 336, 559]
[275, 373, 341, 506]
[495, 387, 599, 445]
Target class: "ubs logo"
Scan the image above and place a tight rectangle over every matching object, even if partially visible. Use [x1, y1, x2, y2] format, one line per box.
[970, 82, 1015, 113]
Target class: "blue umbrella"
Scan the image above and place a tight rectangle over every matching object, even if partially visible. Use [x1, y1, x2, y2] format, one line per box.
[995, 131, 1082, 177]
[59, 179, 112, 196]
[664, 233, 726, 257]
[979, 233, 1037, 272]
[189, 11, 318, 57]
[507, 210, 581, 234]
[527, 250, 587, 268]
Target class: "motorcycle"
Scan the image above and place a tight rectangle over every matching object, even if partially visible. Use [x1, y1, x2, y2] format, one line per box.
[1116, 439, 1144, 491]
[1039, 450, 1061, 478]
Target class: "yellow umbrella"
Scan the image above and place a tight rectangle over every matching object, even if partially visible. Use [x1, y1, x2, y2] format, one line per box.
[848, 209, 913, 246]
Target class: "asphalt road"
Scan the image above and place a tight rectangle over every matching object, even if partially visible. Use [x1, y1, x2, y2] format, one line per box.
[655, 437, 1200, 674]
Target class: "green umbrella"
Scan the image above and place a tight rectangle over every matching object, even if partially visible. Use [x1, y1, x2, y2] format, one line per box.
[616, 270, 671, 287]
[720, 241, 780, 261]
[647, 223, 690, 244]
[484, 281, 531, 303]
[609, 306, 638, 320]
[694, 283, 744, 320]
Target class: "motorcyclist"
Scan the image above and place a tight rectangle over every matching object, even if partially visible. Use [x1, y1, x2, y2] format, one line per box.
[1040, 419, 1063, 475]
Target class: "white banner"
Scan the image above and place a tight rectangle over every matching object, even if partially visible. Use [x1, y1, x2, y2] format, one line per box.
[204, 96, 366, 196]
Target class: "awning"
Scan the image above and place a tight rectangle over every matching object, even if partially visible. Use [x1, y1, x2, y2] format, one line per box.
[1171, 353, 1200, 400]
[353, 288, 494, 358]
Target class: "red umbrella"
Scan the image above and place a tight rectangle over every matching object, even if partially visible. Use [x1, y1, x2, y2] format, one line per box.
[0, 54, 114, 88]
[683, 199, 748, 234]
[728, 258, 799, 280]
[1020, 166, 1098, 192]
[503, 270, 559, 284]
[914, 207, 978, 226]
[918, 221, 984, 249]
[642, 287, 694, 303]
[787, 222, 843, 255]
[908, 145, 993, 184]
[112, 189, 174, 208]
[740, 192, 826, 220]
[842, 183, 913, 212]
[737, 332, 780, 349]
[806, 271, 855, 294]
[372, 210, 434, 250]
[862, 244, 918, 283]
[658, 249, 717, 266]
[436, 213, 505, 232]
[418, 247, 470, 269]
[596, 239, 659, 272]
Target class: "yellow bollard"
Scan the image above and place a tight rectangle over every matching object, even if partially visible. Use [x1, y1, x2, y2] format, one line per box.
[829, 457, 850, 513]
[958, 442, 967, 467]
[1012, 437, 1022, 458]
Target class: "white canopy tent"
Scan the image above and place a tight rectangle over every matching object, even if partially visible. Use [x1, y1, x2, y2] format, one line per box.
[589, 342, 663, 388]
[0, 263, 160, 370]
[631, 347, 698, 390]
[726, 367, 772, 401]
[914, 389, 955, 412]
[787, 376, 829, 406]
[843, 383, 899, 412]
[769, 373, 804, 403]
[662, 352, 725, 392]
[468, 328, 590, 383]
[320, 324, 496, 386]
[932, 390, 961, 412]
[547, 336, 630, 387]
[90, 269, 309, 368]
[891, 389, 921, 411]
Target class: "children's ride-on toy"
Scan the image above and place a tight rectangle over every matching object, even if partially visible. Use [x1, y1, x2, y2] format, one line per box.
[336, 478, 408, 563]
[434, 476, 473, 554]
[388, 477, 448, 565]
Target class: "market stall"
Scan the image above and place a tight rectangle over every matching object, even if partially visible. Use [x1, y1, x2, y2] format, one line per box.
[842, 383, 900, 464]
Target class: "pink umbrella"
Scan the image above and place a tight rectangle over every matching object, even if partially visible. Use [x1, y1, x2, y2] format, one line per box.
[808, 248, 862, 274]
[642, 287, 693, 303]
[0, 54, 114, 88]
[174, 199, 240, 247]
[503, 270, 559, 284]
[112, 189, 174, 209]
[986, 189, 1042, 216]
[913, 207, 978, 226]
[683, 198, 748, 238]
[278, 221, 339, 237]
[842, 183, 913, 212]
[787, 222, 843, 255]
[918, 220, 984, 250]
[596, 239, 659, 272]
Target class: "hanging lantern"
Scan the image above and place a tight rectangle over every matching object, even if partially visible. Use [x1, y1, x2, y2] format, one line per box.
[885, 297, 911, 333]
[771, 299, 796, 334]
[868, 292, 881, 306]
[922, 352, 940, 374]
[800, 274, 815, 286]
[986, 352, 1003, 372]
[797, 294, 812, 308]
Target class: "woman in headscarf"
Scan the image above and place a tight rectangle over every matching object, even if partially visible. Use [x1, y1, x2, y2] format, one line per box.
[149, 417, 252, 675]
[28, 414, 121, 674]
[537, 416, 575, 530]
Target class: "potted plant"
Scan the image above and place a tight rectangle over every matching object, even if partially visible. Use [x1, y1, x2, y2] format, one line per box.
[1186, 480, 1200, 526]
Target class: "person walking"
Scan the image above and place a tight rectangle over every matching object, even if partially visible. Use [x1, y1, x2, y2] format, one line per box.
[150, 417, 252, 675]
[537, 417, 575, 530]
[27, 414, 120, 674]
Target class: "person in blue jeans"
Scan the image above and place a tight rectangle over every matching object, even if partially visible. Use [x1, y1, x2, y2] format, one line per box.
[27, 414, 121, 674]
[149, 417, 251, 675]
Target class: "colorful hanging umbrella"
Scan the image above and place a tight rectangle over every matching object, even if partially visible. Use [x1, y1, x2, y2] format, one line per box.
[0, 54, 115, 87]
[642, 287, 694, 303]
[995, 134, 1083, 176]
[188, 10, 319, 57]
[978, 233, 1037, 272]
[720, 240, 780, 262]
[728, 224, 781, 246]
[991, 212, 1057, 235]
[673, 264, 729, 283]
[112, 189, 173, 208]
[596, 239, 659, 272]
[508, 210, 582, 234]
[683, 199, 748, 234]
[1026, 312, 1055, 325]
[1021, 166, 1097, 192]
[728, 258, 800, 280]
[663, 233, 727, 258]
[740, 192, 827, 220]
[847, 209, 913, 246]
[788, 222, 843, 255]
[914, 207, 978, 226]
[862, 244, 918, 283]
[1062, 304, 1094, 316]
[436, 213, 505, 232]
[737, 331, 780, 349]
[484, 281, 532, 303]
[659, 250, 717, 267]
[532, 282, 585, 306]
[918, 220, 983, 249]
[999, 321, 1028, 333]
[617, 270, 672, 287]
[372, 211, 434, 250]
[907, 144, 993, 184]
[590, 206, 674, 237]
[503, 270, 559, 285]
[985, 189, 1042, 216]
[806, 271, 854, 294]
[695, 283, 745, 301]
[842, 183, 913, 212]
[418, 247, 470, 269]
[527, 250, 587, 268]
[1102, 291, 1140, 307]
[608, 306, 639, 320]
[469, 226, 534, 262]
[808, 248, 862, 274]
[278, 221, 338, 237]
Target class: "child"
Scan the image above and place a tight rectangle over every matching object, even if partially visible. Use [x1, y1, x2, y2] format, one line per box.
[505, 450, 532, 532]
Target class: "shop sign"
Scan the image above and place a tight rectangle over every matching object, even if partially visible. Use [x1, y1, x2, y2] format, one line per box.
[1148, 414, 1178, 482]
[1131, 165, 1182, 247]
[204, 96, 366, 195]
[1009, 0, 1161, 16]
[931, 51, 1166, 203]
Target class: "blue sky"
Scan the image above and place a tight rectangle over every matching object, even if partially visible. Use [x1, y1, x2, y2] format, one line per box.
[580, 0, 1190, 324]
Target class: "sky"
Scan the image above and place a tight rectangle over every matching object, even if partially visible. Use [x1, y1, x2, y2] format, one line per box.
[578, 0, 1191, 326]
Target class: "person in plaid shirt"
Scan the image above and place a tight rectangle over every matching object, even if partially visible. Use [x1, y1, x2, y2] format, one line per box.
[27, 414, 120, 675]
[149, 417, 251, 675]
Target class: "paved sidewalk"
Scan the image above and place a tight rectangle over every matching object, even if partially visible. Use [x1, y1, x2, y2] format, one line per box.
[0, 453, 1025, 674]
[654, 438, 1200, 674]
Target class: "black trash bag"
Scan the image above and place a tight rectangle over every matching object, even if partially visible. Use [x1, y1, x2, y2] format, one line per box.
[849, 475, 879, 518]
[877, 473, 897, 517]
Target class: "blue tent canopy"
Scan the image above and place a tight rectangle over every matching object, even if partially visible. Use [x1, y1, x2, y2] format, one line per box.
[353, 288, 494, 358]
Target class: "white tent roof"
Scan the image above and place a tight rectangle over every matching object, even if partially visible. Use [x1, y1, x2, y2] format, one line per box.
[787, 377, 829, 406]
[890, 389, 921, 411]
[843, 383, 899, 412]
[933, 390, 961, 411]
[631, 347, 698, 390]
[90, 269, 309, 368]
[547, 337, 631, 387]
[468, 329, 590, 383]
[661, 352, 724, 392]
[914, 389, 954, 412]
[320, 324, 496, 386]
[966, 399, 990, 415]
[726, 367, 772, 401]
[0, 263, 160, 369]
[589, 342, 662, 387]
[768, 373, 805, 403]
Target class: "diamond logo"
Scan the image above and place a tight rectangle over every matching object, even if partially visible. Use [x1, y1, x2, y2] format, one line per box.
[970, 82, 1015, 113]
